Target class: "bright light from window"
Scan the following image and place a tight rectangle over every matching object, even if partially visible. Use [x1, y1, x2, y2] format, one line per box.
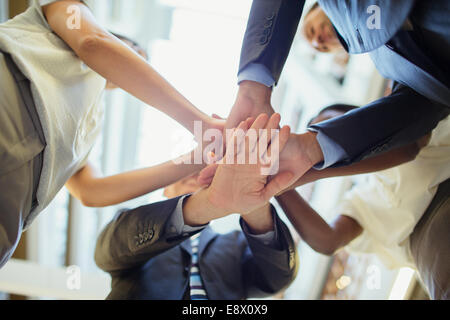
[336, 275, 352, 290]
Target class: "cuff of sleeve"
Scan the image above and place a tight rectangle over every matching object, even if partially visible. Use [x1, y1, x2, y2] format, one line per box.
[308, 128, 348, 170]
[166, 195, 208, 237]
[240, 206, 279, 249]
[238, 63, 276, 87]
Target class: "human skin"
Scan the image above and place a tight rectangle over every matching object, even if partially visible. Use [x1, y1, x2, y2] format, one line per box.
[184, 114, 293, 234]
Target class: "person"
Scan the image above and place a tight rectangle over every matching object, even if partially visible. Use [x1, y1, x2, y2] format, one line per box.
[0, 0, 223, 268]
[275, 105, 450, 300]
[219, 0, 450, 191]
[94, 114, 299, 300]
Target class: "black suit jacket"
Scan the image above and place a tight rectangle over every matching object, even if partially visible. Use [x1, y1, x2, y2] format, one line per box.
[239, 0, 450, 167]
[94, 197, 298, 300]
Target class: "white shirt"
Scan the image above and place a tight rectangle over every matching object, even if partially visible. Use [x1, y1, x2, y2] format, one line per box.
[0, 0, 106, 228]
[339, 116, 450, 269]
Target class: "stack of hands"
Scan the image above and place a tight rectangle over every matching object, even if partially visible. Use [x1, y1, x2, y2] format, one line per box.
[183, 82, 325, 230]
[188, 81, 324, 218]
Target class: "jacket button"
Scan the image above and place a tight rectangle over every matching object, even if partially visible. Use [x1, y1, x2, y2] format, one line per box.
[264, 20, 273, 28]
[259, 36, 268, 45]
[262, 27, 271, 36]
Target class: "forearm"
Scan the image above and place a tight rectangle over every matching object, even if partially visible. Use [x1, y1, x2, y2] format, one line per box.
[43, 1, 209, 134]
[275, 190, 343, 255]
[288, 138, 424, 189]
[67, 152, 203, 207]
[78, 37, 208, 133]
[309, 85, 448, 168]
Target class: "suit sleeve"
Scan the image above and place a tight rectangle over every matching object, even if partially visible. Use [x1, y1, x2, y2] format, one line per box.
[239, 0, 306, 84]
[241, 205, 299, 298]
[94, 196, 200, 275]
[309, 83, 449, 168]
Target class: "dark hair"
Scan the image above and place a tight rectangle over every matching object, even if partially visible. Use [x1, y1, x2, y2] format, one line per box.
[307, 104, 359, 127]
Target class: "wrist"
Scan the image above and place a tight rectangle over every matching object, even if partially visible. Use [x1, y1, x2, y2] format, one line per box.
[183, 188, 229, 226]
[297, 132, 324, 167]
[238, 80, 272, 105]
[241, 203, 274, 234]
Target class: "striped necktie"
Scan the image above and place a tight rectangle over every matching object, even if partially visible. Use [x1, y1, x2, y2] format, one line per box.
[189, 234, 208, 300]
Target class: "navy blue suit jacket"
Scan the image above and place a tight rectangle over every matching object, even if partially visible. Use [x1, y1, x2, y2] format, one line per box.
[94, 197, 298, 300]
[240, 0, 450, 166]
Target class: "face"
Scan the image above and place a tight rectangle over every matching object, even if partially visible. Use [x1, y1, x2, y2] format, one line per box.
[302, 6, 343, 53]
[163, 174, 202, 199]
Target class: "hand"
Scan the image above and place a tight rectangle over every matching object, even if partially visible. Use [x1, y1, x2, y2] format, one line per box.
[206, 113, 293, 215]
[197, 131, 324, 190]
[276, 132, 324, 189]
[226, 81, 275, 130]
[182, 114, 226, 167]
[204, 113, 226, 133]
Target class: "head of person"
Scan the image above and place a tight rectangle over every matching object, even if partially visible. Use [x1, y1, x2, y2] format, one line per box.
[301, 2, 344, 53]
[164, 173, 202, 199]
[308, 104, 359, 126]
[105, 32, 149, 90]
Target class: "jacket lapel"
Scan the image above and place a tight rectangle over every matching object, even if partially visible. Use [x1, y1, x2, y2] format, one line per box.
[198, 227, 218, 258]
[179, 238, 192, 255]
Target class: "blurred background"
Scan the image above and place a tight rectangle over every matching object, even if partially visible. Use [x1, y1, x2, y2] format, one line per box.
[0, 0, 430, 300]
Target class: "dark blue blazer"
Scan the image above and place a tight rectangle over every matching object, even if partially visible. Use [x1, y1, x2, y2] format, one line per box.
[94, 197, 298, 300]
[240, 0, 450, 166]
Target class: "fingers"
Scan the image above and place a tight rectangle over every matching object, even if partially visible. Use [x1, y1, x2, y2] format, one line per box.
[264, 113, 281, 143]
[259, 125, 290, 175]
[249, 113, 269, 130]
[262, 171, 295, 202]
[267, 125, 291, 157]
[246, 113, 277, 153]
[212, 113, 224, 120]
[227, 120, 249, 163]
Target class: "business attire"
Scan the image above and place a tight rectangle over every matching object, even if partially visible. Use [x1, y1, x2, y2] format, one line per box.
[338, 116, 450, 299]
[239, 0, 450, 169]
[0, 0, 104, 268]
[94, 196, 298, 300]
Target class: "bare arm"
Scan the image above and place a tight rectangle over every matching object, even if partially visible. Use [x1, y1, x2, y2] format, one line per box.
[66, 151, 203, 208]
[42, 1, 217, 134]
[241, 203, 274, 235]
[276, 190, 362, 255]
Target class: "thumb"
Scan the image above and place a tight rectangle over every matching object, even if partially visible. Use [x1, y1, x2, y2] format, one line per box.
[197, 163, 219, 186]
[262, 171, 295, 201]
